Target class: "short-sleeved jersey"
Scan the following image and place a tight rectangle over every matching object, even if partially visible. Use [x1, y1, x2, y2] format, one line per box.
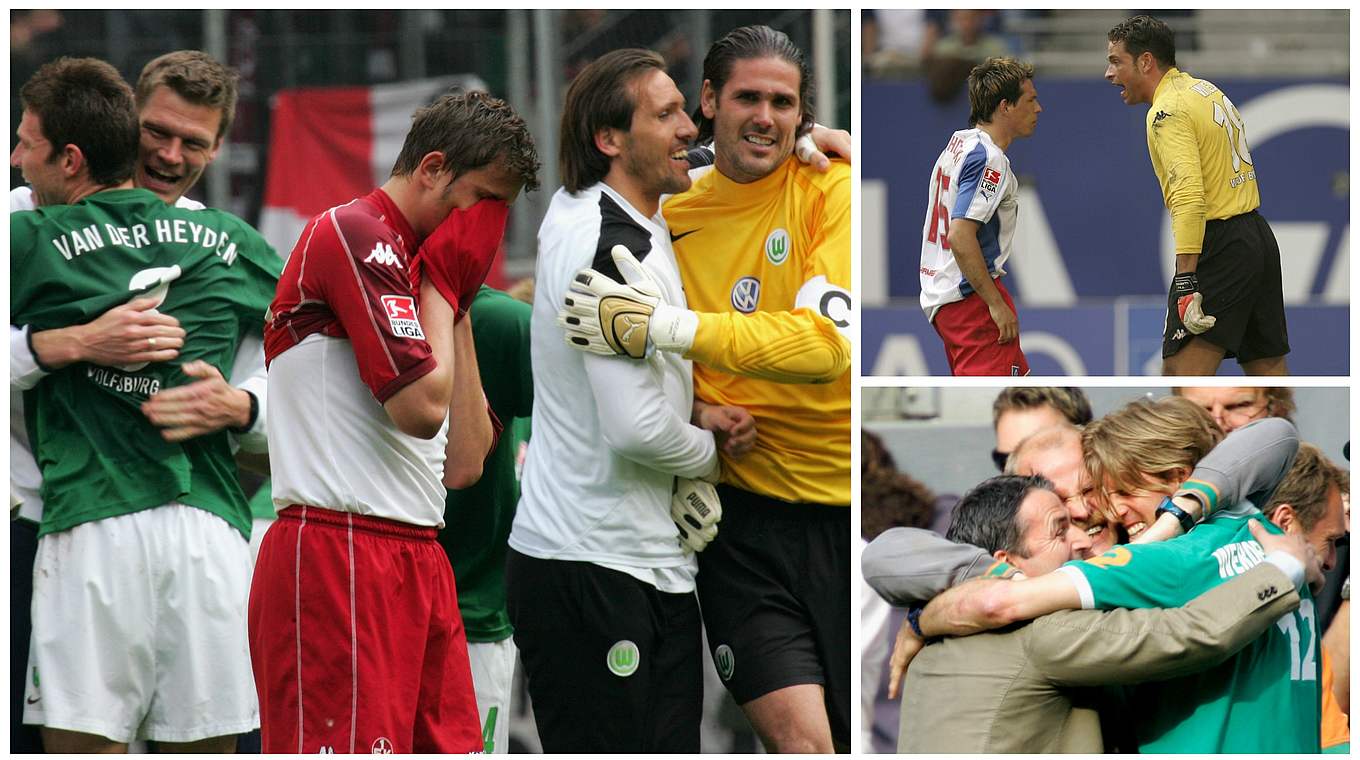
[440, 286, 532, 642]
[919, 128, 1019, 322]
[1147, 68, 1262, 255]
[1059, 512, 1321, 753]
[10, 186, 217, 525]
[264, 188, 448, 527]
[10, 188, 280, 538]
[664, 157, 851, 507]
[513, 183, 708, 586]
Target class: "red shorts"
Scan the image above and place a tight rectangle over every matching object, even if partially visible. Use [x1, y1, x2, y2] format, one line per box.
[248, 506, 481, 754]
[932, 279, 1030, 376]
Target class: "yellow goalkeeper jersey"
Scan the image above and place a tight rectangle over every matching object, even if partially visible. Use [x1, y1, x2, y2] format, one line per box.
[663, 156, 851, 507]
[1146, 67, 1262, 255]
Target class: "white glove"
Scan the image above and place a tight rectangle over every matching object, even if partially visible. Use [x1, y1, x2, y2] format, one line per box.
[557, 244, 697, 358]
[1170, 272, 1216, 335]
[671, 477, 722, 553]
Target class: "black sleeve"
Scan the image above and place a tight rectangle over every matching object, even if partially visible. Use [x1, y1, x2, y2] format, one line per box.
[592, 193, 654, 282]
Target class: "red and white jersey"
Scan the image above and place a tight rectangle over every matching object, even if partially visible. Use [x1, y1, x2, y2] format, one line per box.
[919, 128, 1019, 322]
[265, 189, 448, 527]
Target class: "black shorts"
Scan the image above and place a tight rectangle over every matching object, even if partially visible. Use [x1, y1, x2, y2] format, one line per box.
[696, 486, 850, 746]
[505, 549, 702, 752]
[1163, 209, 1289, 363]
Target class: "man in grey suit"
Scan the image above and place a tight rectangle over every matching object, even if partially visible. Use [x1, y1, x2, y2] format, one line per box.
[871, 473, 1318, 753]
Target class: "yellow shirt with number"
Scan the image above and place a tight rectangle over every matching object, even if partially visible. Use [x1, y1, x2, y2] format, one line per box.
[1147, 67, 1262, 254]
[662, 156, 850, 507]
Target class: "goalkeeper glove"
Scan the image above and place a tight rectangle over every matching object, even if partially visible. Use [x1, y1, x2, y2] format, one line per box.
[671, 477, 722, 553]
[557, 244, 698, 359]
[1170, 272, 1216, 335]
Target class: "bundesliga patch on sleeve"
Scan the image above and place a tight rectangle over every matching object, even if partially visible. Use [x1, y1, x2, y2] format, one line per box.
[380, 294, 425, 339]
[981, 167, 1002, 197]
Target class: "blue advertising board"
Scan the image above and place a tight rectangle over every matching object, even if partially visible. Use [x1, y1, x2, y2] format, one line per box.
[864, 302, 1348, 376]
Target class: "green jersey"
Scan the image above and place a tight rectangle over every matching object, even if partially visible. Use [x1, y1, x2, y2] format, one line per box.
[439, 287, 532, 642]
[1062, 512, 1321, 753]
[11, 188, 281, 539]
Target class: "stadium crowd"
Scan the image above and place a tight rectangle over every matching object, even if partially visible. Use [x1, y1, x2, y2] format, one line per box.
[863, 386, 1350, 752]
[11, 21, 850, 756]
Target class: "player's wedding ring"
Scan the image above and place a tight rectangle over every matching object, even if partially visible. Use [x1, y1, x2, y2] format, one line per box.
[148, 336, 158, 349]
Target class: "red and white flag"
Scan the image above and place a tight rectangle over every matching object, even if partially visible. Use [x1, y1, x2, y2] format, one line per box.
[259, 74, 510, 287]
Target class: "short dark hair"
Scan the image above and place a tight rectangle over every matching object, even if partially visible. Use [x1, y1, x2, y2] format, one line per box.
[1108, 15, 1177, 70]
[967, 57, 1035, 127]
[20, 56, 139, 186]
[992, 387, 1093, 429]
[390, 90, 540, 193]
[947, 474, 1054, 557]
[559, 48, 666, 194]
[136, 50, 239, 140]
[693, 24, 814, 143]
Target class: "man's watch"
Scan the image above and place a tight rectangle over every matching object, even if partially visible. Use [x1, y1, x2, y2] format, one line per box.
[228, 390, 260, 435]
[1156, 497, 1196, 535]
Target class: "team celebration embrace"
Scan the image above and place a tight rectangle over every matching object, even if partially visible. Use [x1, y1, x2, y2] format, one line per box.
[862, 386, 1349, 753]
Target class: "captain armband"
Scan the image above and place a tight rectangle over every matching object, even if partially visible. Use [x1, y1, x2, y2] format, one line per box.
[794, 275, 852, 339]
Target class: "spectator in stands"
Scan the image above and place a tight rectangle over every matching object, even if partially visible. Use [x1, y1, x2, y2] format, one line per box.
[862, 10, 940, 79]
[991, 387, 1093, 471]
[925, 11, 1011, 103]
[1173, 386, 1294, 433]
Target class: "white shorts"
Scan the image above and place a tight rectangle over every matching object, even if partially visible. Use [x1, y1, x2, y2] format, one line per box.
[23, 502, 259, 743]
[468, 637, 517, 753]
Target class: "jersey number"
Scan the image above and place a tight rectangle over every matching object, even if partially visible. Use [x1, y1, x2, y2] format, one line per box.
[118, 266, 182, 371]
[481, 706, 498, 753]
[1211, 96, 1254, 173]
[926, 168, 951, 250]
[1274, 599, 1318, 682]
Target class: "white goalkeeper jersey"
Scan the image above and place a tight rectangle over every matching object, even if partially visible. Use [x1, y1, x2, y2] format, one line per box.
[919, 128, 1019, 322]
[511, 182, 718, 592]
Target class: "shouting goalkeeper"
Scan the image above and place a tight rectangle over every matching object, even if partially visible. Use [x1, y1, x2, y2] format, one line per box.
[1105, 15, 1289, 375]
[559, 26, 852, 752]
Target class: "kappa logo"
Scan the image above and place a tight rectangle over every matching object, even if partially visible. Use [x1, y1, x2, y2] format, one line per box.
[1172, 328, 1188, 341]
[607, 640, 641, 677]
[1153, 110, 1171, 125]
[318, 747, 334, 754]
[364, 241, 403, 268]
[730, 277, 761, 314]
[715, 644, 736, 681]
[371, 737, 393, 754]
[380, 294, 425, 339]
[764, 228, 791, 265]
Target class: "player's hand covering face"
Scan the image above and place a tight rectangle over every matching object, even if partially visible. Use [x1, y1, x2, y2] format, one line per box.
[417, 199, 509, 318]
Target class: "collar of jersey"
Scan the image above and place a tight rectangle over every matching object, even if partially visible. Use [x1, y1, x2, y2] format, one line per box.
[1152, 66, 1184, 105]
[704, 154, 794, 200]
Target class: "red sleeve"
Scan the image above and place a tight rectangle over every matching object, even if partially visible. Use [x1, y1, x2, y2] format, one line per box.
[266, 203, 436, 403]
[417, 199, 509, 321]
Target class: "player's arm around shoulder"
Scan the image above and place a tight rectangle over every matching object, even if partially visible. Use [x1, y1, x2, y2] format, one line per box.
[862, 527, 999, 607]
[682, 160, 851, 384]
[919, 569, 1082, 637]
